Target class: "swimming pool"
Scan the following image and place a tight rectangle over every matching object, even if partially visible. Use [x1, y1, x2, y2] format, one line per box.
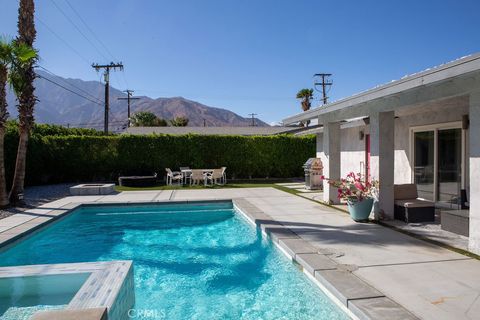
[0, 201, 349, 319]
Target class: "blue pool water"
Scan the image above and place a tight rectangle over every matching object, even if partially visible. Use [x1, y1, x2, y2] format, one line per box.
[0, 202, 348, 320]
[0, 274, 88, 320]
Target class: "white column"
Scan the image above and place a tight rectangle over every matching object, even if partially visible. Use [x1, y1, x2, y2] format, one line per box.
[316, 132, 323, 158]
[322, 121, 341, 204]
[370, 111, 395, 220]
[469, 92, 480, 254]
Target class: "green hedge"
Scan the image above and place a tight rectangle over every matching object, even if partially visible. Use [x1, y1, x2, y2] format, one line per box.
[5, 133, 315, 185]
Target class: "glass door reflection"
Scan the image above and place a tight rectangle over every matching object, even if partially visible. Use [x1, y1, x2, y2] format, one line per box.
[414, 131, 435, 201]
[437, 128, 462, 208]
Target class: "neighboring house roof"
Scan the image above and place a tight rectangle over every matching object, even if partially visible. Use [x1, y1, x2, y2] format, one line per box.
[125, 126, 301, 136]
[283, 53, 480, 125]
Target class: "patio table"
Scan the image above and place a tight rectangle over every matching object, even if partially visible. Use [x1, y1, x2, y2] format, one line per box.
[180, 169, 192, 185]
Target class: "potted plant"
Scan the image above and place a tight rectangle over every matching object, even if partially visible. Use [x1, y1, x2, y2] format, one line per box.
[323, 172, 379, 222]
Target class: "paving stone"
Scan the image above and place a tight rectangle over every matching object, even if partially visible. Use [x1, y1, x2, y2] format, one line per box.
[32, 308, 108, 320]
[348, 297, 418, 320]
[60, 202, 82, 210]
[232, 198, 257, 208]
[278, 238, 318, 258]
[46, 209, 71, 217]
[263, 225, 299, 243]
[0, 214, 36, 226]
[2, 220, 49, 235]
[0, 233, 18, 246]
[315, 269, 384, 306]
[259, 221, 283, 232]
[240, 205, 265, 215]
[295, 253, 337, 275]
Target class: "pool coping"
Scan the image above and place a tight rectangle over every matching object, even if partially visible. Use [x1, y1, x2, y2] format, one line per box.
[0, 197, 417, 320]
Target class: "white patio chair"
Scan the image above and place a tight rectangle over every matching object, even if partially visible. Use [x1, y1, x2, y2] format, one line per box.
[206, 169, 224, 186]
[190, 169, 206, 186]
[220, 167, 227, 184]
[165, 168, 182, 185]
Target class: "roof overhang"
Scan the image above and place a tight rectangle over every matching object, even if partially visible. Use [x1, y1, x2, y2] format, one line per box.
[283, 53, 480, 125]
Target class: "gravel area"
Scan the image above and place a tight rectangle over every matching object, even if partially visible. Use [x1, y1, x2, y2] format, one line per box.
[0, 183, 76, 220]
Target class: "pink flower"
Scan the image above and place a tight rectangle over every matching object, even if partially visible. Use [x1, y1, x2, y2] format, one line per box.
[354, 182, 365, 191]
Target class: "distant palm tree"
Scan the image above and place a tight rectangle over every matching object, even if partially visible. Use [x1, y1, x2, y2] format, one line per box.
[296, 88, 313, 127]
[0, 38, 36, 207]
[9, 0, 37, 203]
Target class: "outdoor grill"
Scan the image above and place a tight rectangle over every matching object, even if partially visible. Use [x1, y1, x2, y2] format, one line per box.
[303, 158, 324, 190]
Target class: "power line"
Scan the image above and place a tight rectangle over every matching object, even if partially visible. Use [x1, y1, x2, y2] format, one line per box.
[50, 0, 110, 61]
[62, 0, 131, 92]
[63, 0, 117, 61]
[36, 65, 104, 104]
[37, 74, 103, 106]
[36, 16, 91, 65]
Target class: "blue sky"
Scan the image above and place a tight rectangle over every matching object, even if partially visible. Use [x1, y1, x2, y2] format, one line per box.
[1, 0, 479, 124]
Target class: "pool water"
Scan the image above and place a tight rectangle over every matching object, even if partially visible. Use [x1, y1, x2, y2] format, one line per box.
[0, 273, 88, 320]
[0, 202, 348, 320]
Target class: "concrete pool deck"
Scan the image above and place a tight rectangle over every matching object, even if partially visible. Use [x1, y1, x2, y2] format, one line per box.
[1, 187, 479, 320]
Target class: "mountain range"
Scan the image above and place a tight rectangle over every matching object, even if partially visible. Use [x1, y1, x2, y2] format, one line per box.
[6, 71, 269, 131]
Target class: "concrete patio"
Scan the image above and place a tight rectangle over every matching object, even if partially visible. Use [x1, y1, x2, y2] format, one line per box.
[1, 187, 479, 320]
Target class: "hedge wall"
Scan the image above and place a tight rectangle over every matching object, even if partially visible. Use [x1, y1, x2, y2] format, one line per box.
[5, 133, 315, 185]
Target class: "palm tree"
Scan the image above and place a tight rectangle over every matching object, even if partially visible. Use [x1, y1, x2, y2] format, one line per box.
[9, 0, 37, 203]
[296, 88, 313, 127]
[0, 38, 37, 207]
[0, 40, 11, 207]
[0, 38, 36, 207]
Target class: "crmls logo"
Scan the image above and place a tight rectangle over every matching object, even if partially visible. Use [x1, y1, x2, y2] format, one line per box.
[128, 309, 165, 319]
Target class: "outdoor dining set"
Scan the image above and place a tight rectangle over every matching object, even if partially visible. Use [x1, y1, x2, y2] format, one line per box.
[165, 167, 227, 186]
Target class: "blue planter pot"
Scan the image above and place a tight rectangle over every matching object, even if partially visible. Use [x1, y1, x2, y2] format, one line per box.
[347, 198, 374, 222]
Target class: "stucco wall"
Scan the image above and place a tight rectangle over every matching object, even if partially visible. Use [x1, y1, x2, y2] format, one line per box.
[340, 126, 368, 178]
[318, 103, 469, 183]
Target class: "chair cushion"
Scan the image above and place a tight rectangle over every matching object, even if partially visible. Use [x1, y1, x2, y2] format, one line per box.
[394, 184, 418, 200]
[395, 199, 434, 208]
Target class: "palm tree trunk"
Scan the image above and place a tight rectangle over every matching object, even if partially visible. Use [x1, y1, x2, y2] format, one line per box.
[0, 127, 8, 207]
[10, 0, 36, 204]
[9, 129, 28, 203]
[0, 66, 9, 207]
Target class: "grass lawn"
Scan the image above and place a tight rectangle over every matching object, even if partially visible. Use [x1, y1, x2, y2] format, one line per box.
[115, 182, 302, 196]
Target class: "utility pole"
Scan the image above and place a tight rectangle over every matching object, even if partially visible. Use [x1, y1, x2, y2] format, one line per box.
[92, 62, 124, 133]
[314, 73, 333, 105]
[248, 113, 257, 127]
[118, 89, 140, 127]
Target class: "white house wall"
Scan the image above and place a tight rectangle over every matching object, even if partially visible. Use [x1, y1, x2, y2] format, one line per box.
[316, 102, 469, 184]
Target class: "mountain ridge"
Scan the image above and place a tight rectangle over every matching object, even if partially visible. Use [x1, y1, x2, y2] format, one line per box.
[6, 71, 269, 130]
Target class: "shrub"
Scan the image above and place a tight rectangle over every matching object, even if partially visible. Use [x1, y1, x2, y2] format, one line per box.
[6, 120, 105, 136]
[5, 130, 316, 185]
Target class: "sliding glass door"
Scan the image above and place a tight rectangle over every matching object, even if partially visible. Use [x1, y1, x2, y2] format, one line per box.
[414, 131, 435, 201]
[412, 124, 464, 207]
[437, 128, 462, 206]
